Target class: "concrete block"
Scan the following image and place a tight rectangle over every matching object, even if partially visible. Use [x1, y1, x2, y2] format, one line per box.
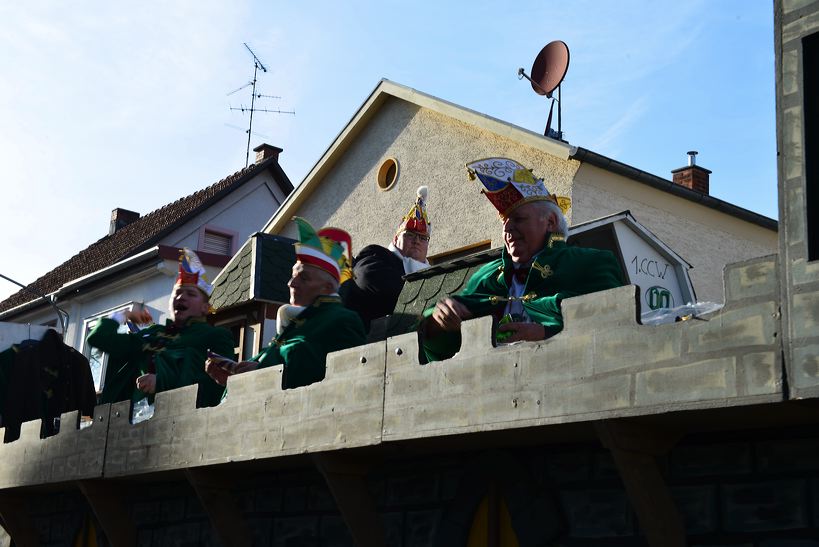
[783, 7, 819, 43]
[544, 450, 592, 483]
[791, 343, 819, 390]
[594, 327, 680, 374]
[404, 509, 441, 547]
[387, 473, 440, 506]
[784, 0, 819, 13]
[782, 47, 800, 96]
[756, 438, 819, 472]
[636, 357, 736, 406]
[791, 259, 819, 285]
[686, 302, 777, 353]
[792, 292, 819, 339]
[523, 334, 593, 381]
[542, 375, 632, 417]
[783, 107, 805, 184]
[561, 489, 633, 537]
[671, 485, 717, 534]
[670, 443, 752, 477]
[272, 515, 318, 546]
[721, 479, 808, 532]
[319, 515, 355, 547]
[739, 351, 781, 396]
[562, 285, 639, 330]
[725, 256, 778, 301]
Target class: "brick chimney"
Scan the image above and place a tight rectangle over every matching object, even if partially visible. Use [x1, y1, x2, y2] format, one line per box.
[253, 143, 283, 164]
[671, 151, 711, 194]
[109, 208, 140, 235]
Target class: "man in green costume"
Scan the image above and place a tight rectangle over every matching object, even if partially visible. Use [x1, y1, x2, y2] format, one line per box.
[87, 248, 234, 408]
[207, 217, 366, 390]
[423, 157, 624, 362]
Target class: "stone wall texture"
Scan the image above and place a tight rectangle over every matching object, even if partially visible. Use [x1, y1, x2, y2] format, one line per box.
[777, 0, 819, 399]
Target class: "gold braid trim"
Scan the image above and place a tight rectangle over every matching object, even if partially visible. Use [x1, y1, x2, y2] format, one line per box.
[489, 292, 537, 305]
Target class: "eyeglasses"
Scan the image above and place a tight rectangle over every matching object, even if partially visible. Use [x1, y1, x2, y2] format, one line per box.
[401, 231, 430, 242]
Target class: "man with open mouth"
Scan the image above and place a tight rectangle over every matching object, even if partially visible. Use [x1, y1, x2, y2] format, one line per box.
[87, 248, 235, 411]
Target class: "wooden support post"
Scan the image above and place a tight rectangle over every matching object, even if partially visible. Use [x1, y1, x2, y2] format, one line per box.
[184, 467, 252, 547]
[77, 479, 136, 547]
[0, 494, 39, 547]
[313, 453, 385, 547]
[595, 420, 686, 547]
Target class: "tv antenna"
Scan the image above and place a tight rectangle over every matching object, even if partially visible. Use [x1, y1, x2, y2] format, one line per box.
[517, 40, 570, 140]
[229, 43, 295, 167]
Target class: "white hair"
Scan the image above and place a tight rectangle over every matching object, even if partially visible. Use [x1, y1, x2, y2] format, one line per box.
[532, 200, 569, 238]
[316, 268, 340, 293]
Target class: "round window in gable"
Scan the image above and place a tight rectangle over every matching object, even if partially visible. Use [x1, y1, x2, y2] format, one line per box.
[377, 157, 399, 191]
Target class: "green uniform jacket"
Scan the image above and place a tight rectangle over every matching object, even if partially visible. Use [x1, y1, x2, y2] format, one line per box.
[87, 317, 234, 408]
[423, 239, 625, 362]
[251, 295, 366, 389]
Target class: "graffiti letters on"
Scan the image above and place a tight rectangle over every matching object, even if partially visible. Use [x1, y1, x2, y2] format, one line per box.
[630, 256, 670, 280]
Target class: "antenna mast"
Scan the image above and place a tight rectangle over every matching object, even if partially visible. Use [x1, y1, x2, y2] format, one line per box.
[229, 43, 295, 167]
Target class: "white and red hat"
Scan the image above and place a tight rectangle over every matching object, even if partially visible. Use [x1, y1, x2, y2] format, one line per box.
[292, 217, 352, 281]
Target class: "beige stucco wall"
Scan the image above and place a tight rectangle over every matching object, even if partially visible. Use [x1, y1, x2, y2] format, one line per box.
[278, 94, 776, 305]
[572, 163, 778, 303]
[278, 97, 580, 253]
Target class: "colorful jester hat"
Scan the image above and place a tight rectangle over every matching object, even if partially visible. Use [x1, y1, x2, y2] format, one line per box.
[175, 248, 213, 297]
[292, 217, 353, 282]
[395, 186, 431, 238]
[466, 157, 571, 219]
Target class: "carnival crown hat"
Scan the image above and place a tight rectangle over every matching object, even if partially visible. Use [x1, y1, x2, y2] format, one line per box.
[466, 157, 571, 219]
[292, 217, 352, 282]
[176, 248, 213, 297]
[395, 186, 431, 238]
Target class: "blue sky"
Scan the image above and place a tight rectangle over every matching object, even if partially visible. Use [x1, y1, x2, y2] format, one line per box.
[0, 1, 777, 302]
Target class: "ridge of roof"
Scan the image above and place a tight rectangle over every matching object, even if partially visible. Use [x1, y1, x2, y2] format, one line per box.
[0, 156, 282, 315]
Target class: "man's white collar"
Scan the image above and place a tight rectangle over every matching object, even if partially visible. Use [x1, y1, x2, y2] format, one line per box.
[388, 243, 430, 274]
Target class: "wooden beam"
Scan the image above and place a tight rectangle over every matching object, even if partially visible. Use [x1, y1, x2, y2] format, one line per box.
[313, 453, 385, 547]
[184, 467, 252, 547]
[0, 494, 39, 547]
[595, 420, 686, 547]
[77, 479, 136, 547]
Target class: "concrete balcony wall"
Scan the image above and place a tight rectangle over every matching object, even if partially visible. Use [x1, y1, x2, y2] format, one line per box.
[384, 255, 783, 441]
[102, 340, 387, 477]
[0, 253, 786, 489]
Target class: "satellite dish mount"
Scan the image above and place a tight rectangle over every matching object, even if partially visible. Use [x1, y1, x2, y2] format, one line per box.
[517, 40, 570, 140]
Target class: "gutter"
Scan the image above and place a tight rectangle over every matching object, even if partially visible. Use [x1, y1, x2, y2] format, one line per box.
[570, 147, 778, 232]
[0, 247, 166, 320]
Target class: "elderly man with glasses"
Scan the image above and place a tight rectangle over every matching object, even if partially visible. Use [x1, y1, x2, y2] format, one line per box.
[340, 186, 432, 331]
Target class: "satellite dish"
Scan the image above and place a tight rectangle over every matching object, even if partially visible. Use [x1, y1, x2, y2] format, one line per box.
[530, 40, 570, 97]
[517, 40, 571, 139]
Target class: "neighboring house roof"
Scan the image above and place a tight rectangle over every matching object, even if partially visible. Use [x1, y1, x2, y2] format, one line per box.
[261, 79, 776, 235]
[0, 154, 293, 316]
[210, 232, 296, 312]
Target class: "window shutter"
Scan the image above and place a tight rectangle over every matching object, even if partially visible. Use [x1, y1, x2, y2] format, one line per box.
[203, 231, 232, 255]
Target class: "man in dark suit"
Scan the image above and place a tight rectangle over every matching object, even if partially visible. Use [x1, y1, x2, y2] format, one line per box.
[340, 186, 431, 331]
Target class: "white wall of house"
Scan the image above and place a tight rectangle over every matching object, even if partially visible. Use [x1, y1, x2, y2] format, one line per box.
[166, 172, 286, 255]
